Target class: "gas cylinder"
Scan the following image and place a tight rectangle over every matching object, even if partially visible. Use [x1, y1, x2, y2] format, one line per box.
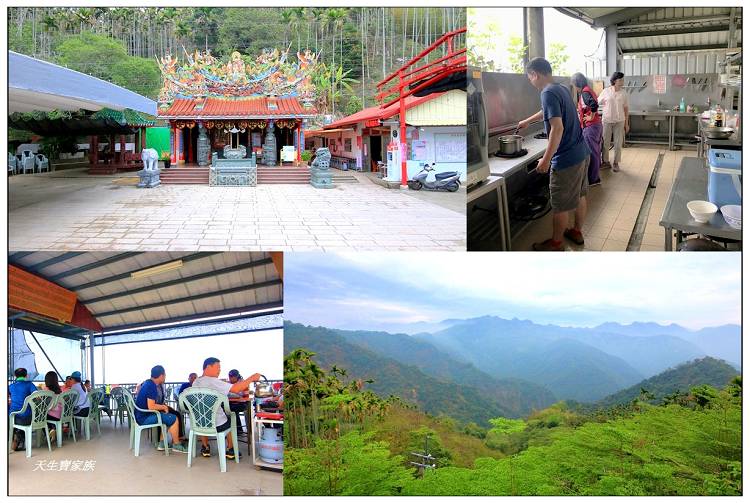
[258, 425, 283, 464]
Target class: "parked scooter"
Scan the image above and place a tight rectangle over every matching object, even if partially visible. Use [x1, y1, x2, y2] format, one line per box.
[407, 162, 460, 192]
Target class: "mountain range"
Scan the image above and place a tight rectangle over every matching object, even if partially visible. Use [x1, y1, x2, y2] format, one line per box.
[285, 317, 740, 423]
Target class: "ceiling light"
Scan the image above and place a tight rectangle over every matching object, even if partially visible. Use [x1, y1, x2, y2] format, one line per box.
[130, 260, 183, 280]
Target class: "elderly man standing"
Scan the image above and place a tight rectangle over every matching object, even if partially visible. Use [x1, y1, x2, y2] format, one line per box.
[193, 357, 261, 460]
[135, 365, 188, 453]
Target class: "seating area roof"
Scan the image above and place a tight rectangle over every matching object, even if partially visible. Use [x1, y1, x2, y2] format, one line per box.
[8, 51, 156, 115]
[8, 252, 282, 339]
[556, 7, 741, 54]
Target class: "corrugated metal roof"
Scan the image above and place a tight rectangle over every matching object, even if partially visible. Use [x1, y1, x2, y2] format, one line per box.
[323, 93, 444, 130]
[561, 7, 739, 54]
[8, 51, 156, 115]
[8, 252, 282, 333]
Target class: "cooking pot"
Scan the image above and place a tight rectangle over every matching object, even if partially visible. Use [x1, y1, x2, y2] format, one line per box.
[254, 374, 275, 398]
[703, 126, 735, 140]
[498, 135, 524, 156]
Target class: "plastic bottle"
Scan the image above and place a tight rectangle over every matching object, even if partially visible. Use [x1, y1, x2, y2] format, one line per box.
[679, 97, 686, 113]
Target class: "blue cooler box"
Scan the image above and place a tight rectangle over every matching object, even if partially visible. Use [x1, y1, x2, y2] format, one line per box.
[707, 148, 741, 207]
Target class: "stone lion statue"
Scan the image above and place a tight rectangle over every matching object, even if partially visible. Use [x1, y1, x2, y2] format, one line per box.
[311, 147, 331, 170]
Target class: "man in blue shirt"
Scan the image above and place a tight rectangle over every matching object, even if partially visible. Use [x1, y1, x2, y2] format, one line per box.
[134, 365, 188, 453]
[9, 368, 38, 450]
[177, 373, 197, 396]
[518, 57, 591, 251]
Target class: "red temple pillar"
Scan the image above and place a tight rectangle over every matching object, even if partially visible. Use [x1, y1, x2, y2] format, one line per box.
[120, 135, 126, 165]
[109, 134, 115, 166]
[140, 127, 147, 152]
[187, 127, 192, 164]
[170, 124, 177, 164]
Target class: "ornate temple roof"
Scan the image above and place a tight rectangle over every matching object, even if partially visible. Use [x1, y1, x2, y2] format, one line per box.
[157, 96, 315, 119]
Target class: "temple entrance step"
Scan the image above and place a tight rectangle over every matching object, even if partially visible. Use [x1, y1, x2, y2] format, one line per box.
[332, 174, 359, 183]
[257, 166, 310, 184]
[160, 167, 210, 185]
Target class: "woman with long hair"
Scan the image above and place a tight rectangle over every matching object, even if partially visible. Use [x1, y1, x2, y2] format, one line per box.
[571, 72, 603, 186]
[44, 371, 63, 445]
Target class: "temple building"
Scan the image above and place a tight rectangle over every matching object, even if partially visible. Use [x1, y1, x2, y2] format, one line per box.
[155, 49, 318, 183]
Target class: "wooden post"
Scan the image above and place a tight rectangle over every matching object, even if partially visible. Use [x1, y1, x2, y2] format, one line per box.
[109, 134, 115, 166]
[90, 135, 98, 166]
[140, 127, 147, 152]
[120, 135, 126, 166]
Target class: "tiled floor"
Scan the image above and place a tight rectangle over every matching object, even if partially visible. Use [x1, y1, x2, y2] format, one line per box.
[9, 169, 466, 251]
[512, 146, 694, 251]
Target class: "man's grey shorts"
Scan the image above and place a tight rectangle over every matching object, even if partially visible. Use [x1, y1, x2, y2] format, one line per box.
[550, 157, 589, 213]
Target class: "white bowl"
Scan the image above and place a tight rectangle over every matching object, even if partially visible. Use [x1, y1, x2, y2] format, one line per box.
[687, 200, 717, 223]
[720, 204, 742, 229]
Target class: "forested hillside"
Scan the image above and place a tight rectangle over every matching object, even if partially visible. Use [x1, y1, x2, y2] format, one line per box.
[596, 357, 740, 408]
[284, 322, 549, 424]
[285, 322, 556, 419]
[284, 347, 742, 496]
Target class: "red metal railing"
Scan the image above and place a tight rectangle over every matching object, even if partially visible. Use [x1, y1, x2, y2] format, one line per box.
[374, 27, 466, 186]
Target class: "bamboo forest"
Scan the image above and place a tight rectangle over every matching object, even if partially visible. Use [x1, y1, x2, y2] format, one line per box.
[8, 7, 465, 116]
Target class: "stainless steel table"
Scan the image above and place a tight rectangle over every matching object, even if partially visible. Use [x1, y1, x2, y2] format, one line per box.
[659, 157, 742, 250]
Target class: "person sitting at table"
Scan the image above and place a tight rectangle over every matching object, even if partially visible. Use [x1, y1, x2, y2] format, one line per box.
[178, 373, 198, 396]
[44, 371, 63, 446]
[84, 379, 92, 392]
[134, 365, 188, 453]
[227, 369, 250, 434]
[9, 368, 39, 451]
[70, 371, 89, 418]
[62, 376, 72, 391]
[192, 357, 261, 459]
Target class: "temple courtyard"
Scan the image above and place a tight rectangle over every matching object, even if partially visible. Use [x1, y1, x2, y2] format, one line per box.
[9, 169, 466, 251]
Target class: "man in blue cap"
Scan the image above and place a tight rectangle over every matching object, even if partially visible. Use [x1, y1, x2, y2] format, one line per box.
[135, 365, 188, 453]
[228, 369, 250, 434]
[9, 368, 38, 451]
[70, 371, 89, 417]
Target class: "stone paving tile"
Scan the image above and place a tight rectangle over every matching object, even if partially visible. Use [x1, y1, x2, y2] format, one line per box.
[9, 172, 466, 251]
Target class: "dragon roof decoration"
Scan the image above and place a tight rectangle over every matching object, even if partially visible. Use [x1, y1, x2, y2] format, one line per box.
[157, 48, 319, 107]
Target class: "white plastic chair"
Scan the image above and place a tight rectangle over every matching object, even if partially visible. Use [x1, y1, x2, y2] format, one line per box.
[19, 151, 35, 174]
[122, 388, 169, 457]
[179, 388, 239, 472]
[8, 390, 55, 458]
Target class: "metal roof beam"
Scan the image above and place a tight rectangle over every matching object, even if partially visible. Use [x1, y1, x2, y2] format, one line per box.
[618, 24, 730, 39]
[619, 15, 731, 29]
[8, 252, 35, 261]
[593, 8, 660, 28]
[71, 252, 220, 291]
[95, 279, 283, 318]
[47, 252, 142, 281]
[18, 252, 87, 273]
[83, 257, 273, 304]
[621, 43, 741, 54]
[100, 302, 283, 335]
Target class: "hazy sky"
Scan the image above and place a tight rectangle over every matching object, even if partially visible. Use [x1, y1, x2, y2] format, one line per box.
[469, 7, 605, 76]
[24, 329, 283, 384]
[286, 253, 741, 332]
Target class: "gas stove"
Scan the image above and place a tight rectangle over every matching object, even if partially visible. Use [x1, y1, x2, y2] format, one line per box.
[533, 132, 548, 140]
[494, 149, 528, 159]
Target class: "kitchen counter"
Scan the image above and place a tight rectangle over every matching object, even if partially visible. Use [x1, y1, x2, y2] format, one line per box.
[488, 134, 548, 178]
[659, 156, 741, 250]
[629, 110, 701, 117]
[628, 111, 700, 150]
